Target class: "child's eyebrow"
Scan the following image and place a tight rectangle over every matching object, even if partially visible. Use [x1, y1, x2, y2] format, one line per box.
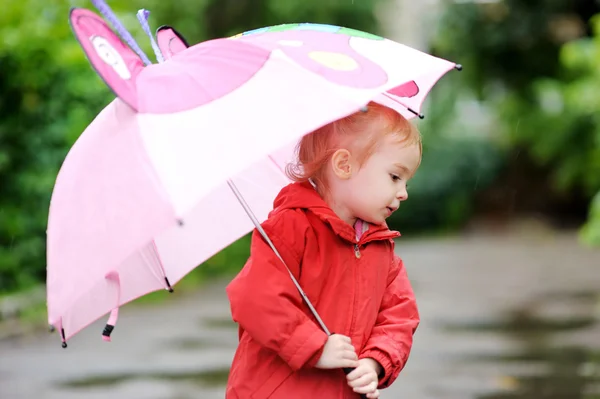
[394, 163, 410, 173]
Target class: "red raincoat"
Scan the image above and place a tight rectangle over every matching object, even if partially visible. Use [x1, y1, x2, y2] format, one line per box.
[225, 182, 419, 398]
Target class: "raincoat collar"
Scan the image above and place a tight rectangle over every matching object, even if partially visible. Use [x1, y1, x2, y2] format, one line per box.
[271, 182, 400, 244]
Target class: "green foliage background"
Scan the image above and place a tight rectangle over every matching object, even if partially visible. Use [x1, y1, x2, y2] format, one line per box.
[429, 0, 600, 245]
[0, 0, 382, 292]
[1, 0, 598, 295]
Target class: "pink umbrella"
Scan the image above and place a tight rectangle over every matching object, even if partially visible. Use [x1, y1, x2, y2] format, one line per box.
[47, 1, 460, 349]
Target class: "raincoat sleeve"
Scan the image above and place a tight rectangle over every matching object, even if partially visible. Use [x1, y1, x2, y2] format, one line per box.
[359, 254, 419, 389]
[226, 210, 328, 371]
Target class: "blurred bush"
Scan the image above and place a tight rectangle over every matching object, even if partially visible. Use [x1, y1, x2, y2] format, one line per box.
[429, 0, 600, 246]
[386, 69, 506, 233]
[0, 0, 382, 292]
[0, 0, 114, 292]
[498, 16, 600, 244]
[387, 136, 505, 234]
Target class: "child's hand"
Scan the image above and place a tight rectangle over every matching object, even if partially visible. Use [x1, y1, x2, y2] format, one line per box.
[314, 334, 359, 369]
[346, 358, 382, 398]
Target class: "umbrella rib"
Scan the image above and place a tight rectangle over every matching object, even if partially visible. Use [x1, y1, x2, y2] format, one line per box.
[381, 92, 424, 119]
[226, 179, 331, 336]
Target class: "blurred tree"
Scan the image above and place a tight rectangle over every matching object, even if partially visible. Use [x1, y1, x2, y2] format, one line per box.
[0, 0, 114, 291]
[433, 0, 599, 98]
[430, 0, 600, 245]
[386, 70, 506, 233]
[204, 0, 379, 38]
[0, 0, 383, 292]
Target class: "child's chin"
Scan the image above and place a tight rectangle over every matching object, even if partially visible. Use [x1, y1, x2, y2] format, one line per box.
[364, 216, 386, 225]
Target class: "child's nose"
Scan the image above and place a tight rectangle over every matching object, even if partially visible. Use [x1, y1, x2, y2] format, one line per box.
[397, 187, 408, 201]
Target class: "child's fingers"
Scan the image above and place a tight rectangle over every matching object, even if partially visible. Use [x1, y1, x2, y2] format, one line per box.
[345, 366, 368, 381]
[331, 334, 352, 344]
[340, 335, 352, 343]
[347, 372, 373, 388]
[342, 348, 358, 360]
[366, 389, 380, 398]
[337, 358, 360, 369]
[341, 343, 357, 353]
[353, 381, 378, 395]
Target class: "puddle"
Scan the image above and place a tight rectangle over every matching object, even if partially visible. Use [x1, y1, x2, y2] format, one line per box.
[60, 375, 129, 388]
[58, 368, 230, 389]
[169, 337, 214, 350]
[478, 363, 600, 398]
[441, 314, 595, 336]
[459, 345, 600, 398]
[169, 336, 236, 350]
[465, 345, 596, 364]
[539, 290, 599, 303]
[446, 291, 600, 399]
[202, 317, 237, 329]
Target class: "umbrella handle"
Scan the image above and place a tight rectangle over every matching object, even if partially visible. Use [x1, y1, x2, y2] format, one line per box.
[343, 367, 368, 399]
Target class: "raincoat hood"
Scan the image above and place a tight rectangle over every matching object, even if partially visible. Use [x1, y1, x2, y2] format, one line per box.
[271, 182, 397, 244]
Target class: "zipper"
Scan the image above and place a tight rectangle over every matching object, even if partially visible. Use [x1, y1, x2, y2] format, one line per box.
[347, 223, 395, 345]
[354, 220, 365, 258]
[348, 238, 361, 344]
[354, 244, 361, 258]
[352, 231, 399, 258]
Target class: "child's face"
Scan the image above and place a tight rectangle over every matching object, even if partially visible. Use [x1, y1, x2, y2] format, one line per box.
[332, 134, 421, 226]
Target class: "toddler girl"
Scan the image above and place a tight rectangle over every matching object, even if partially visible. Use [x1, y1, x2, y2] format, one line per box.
[226, 102, 421, 398]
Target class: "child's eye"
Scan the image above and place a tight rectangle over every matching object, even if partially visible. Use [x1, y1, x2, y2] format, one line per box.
[390, 174, 401, 182]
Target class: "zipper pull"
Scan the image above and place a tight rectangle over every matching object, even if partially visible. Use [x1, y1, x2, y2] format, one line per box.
[354, 244, 361, 259]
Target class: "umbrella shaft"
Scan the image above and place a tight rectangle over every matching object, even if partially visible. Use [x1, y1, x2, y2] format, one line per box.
[226, 179, 331, 335]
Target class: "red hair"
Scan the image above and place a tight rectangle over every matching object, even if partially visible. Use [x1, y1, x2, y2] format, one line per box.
[286, 102, 421, 188]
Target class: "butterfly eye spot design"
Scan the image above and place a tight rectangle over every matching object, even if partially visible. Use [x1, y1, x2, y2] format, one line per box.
[91, 35, 131, 79]
[308, 51, 358, 71]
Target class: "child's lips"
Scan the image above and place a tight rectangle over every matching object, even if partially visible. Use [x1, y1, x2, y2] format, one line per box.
[386, 206, 397, 215]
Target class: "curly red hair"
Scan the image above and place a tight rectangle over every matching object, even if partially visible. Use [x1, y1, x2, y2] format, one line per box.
[286, 102, 421, 188]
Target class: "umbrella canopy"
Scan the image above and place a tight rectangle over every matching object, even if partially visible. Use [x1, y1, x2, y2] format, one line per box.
[46, 6, 458, 347]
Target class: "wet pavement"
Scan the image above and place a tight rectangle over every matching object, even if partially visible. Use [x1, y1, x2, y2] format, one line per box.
[1, 223, 599, 399]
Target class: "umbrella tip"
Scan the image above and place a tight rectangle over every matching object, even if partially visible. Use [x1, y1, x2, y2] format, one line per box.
[165, 277, 174, 293]
[455, 64, 463, 71]
[60, 327, 67, 348]
[407, 107, 425, 120]
[49, 324, 56, 333]
[177, 219, 184, 226]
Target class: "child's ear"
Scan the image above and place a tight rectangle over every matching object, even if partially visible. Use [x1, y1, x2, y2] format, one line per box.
[331, 149, 353, 179]
[69, 8, 144, 111]
[156, 25, 190, 59]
